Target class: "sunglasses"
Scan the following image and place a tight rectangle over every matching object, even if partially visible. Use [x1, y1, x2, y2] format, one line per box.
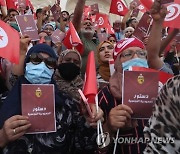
[29, 53, 57, 69]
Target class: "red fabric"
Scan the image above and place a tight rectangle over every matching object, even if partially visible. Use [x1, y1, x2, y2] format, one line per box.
[95, 13, 109, 28]
[164, 0, 180, 29]
[83, 5, 91, 19]
[6, 0, 17, 9]
[106, 24, 115, 35]
[63, 22, 83, 55]
[39, 37, 45, 44]
[109, 0, 129, 16]
[132, 66, 173, 85]
[114, 38, 145, 60]
[139, 0, 153, 10]
[0, 0, 6, 6]
[83, 51, 98, 104]
[0, 20, 20, 64]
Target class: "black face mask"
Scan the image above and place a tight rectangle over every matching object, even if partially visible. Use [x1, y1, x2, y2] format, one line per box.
[58, 63, 80, 81]
[0, 75, 8, 94]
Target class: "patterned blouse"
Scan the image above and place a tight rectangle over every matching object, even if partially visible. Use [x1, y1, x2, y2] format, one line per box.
[98, 86, 148, 154]
[2, 92, 97, 154]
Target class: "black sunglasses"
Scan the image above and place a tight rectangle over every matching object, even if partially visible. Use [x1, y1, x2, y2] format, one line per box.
[29, 53, 57, 69]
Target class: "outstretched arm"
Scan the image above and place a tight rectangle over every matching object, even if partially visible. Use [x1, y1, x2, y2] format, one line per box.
[72, 0, 86, 32]
[159, 28, 179, 56]
[147, 0, 167, 69]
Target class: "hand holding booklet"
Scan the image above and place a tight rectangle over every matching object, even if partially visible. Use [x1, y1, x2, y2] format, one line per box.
[122, 70, 159, 119]
[21, 84, 56, 134]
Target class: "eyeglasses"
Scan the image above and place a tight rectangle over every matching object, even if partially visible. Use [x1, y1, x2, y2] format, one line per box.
[120, 50, 147, 59]
[29, 53, 57, 69]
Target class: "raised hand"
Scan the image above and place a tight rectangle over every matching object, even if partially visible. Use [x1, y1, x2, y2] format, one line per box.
[150, 0, 167, 22]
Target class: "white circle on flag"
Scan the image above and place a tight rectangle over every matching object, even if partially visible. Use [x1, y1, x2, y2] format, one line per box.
[98, 17, 104, 26]
[117, 2, 123, 12]
[165, 4, 180, 21]
[138, 5, 144, 10]
[0, 27, 8, 48]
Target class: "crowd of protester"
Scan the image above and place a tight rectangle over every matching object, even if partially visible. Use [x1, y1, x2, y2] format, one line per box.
[0, 0, 179, 153]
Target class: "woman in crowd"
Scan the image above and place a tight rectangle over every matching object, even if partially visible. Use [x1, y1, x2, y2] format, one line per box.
[54, 49, 83, 103]
[98, 0, 174, 153]
[144, 75, 180, 153]
[96, 41, 114, 90]
[0, 43, 103, 153]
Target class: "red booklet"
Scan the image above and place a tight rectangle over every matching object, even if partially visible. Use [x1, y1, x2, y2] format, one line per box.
[51, 4, 60, 21]
[131, 66, 173, 87]
[21, 84, 56, 134]
[51, 29, 65, 44]
[133, 12, 152, 41]
[15, 15, 39, 41]
[122, 70, 159, 119]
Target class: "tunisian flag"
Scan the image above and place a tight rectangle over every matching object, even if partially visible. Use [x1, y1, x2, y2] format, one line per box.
[83, 51, 98, 104]
[6, 0, 18, 9]
[164, 0, 180, 29]
[0, 20, 20, 64]
[109, 0, 129, 16]
[0, 0, 6, 6]
[95, 13, 109, 29]
[63, 22, 83, 55]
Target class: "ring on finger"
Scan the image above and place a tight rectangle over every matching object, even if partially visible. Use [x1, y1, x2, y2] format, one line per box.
[13, 128, 16, 135]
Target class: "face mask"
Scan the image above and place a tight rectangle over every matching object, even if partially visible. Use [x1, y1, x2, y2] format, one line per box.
[122, 58, 148, 71]
[58, 63, 80, 81]
[49, 22, 56, 29]
[25, 62, 54, 84]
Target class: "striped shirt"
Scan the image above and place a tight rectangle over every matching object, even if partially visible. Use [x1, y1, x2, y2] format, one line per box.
[98, 85, 148, 154]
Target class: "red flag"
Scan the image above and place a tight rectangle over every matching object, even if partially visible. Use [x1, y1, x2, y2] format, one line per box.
[164, 0, 180, 28]
[0, 20, 20, 64]
[106, 24, 115, 35]
[83, 51, 98, 104]
[6, 0, 17, 9]
[63, 22, 83, 55]
[109, 0, 129, 16]
[83, 5, 91, 19]
[132, 0, 147, 13]
[95, 13, 109, 28]
[26, 0, 34, 10]
[0, 0, 6, 6]
[139, 0, 154, 10]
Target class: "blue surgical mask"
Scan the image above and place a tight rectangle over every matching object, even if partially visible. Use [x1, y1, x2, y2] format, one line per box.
[25, 62, 54, 84]
[122, 58, 148, 71]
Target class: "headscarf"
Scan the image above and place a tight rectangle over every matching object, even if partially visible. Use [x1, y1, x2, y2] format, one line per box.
[97, 41, 113, 82]
[0, 44, 59, 128]
[58, 49, 82, 68]
[110, 38, 145, 101]
[54, 49, 83, 103]
[41, 23, 56, 31]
